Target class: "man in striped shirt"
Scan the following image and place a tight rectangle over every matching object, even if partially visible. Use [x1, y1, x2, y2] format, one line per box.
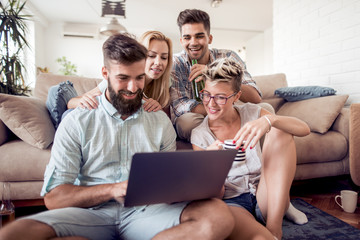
[170, 9, 262, 141]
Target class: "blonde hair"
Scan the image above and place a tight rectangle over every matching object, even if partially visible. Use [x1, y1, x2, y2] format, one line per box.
[203, 58, 243, 93]
[139, 31, 173, 108]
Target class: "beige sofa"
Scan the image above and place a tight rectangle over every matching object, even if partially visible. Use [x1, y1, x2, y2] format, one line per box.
[0, 72, 358, 206]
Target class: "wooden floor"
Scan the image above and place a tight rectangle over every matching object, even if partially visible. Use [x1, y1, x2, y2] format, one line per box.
[290, 175, 360, 230]
[11, 175, 360, 230]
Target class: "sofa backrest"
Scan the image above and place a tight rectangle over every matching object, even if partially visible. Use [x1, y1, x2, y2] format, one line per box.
[253, 73, 288, 112]
[34, 73, 102, 102]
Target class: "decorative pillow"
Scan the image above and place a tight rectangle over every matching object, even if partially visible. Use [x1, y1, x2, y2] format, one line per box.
[0, 94, 55, 149]
[277, 95, 348, 134]
[274, 86, 336, 102]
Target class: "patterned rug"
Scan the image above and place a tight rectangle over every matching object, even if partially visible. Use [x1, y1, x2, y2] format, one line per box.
[283, 198, 360, 239]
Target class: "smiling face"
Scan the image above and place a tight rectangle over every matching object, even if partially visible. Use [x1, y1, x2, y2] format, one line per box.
[180, 23, 213, 64]
[202, 81, 240, 121]
[145, 39, 169, 83]
[102, 59, 146, 117]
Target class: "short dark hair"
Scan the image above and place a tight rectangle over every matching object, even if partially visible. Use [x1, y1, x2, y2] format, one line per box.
[102, 33, 147, 67]
[177, 9, 211, 34]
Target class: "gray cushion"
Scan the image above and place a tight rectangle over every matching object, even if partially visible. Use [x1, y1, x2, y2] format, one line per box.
[275, 86, 336, 102]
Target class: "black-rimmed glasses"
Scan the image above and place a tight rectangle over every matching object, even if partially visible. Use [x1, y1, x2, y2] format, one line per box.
[199, 90, 238, 105]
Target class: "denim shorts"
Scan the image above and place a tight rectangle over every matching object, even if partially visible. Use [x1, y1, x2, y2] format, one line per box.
[24, 200, 188, 240]
[224, 192, 266, 225]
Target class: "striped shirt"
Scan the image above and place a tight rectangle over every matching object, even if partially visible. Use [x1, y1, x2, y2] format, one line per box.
[41, 91, 176, 196]
[170, 49, 261, 119]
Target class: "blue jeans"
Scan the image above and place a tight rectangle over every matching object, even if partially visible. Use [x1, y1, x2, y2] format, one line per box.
[46, 81, 77, 129]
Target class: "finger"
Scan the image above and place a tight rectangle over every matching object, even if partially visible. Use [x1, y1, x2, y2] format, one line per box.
[142, 99, 154, 111]
[153, 105, 162, 112]
[235, 129, 251, 150]
[233, 127, 245, 145]
[92, 91, 102, 97]
[78, 102, 86, 109]
[242, 129, 258, 150]
[82, 96, 98, 109]
[80, 100, 93, 109]
[149, 103, 162, 112]
[189, 69, 203, 82]
[147, 103, 158, 112]
[249, 134, 262, 149]
[194, 75, 205, 83]
[189, 65, 202, 81]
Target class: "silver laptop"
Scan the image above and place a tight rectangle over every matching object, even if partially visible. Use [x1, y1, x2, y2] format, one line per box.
[124, 149, 237, 207]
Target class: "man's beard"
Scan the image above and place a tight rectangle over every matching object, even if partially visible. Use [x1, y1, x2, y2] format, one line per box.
[108, 80, 143, 116]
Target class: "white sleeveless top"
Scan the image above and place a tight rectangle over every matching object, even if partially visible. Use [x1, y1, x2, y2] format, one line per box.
[191, 103, 262, 199]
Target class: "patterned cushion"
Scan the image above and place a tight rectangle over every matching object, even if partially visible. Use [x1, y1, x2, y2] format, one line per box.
[275, 86, 336, 102]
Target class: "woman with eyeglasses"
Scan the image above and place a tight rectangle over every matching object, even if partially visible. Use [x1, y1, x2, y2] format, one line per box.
[191, 58, 311, 240]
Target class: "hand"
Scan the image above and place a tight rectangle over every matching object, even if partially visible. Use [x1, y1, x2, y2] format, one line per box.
[111, 180, 128, 204]
[233, 116, 272, 150]
[216, 185, 225, 199]
[78, 92, 101, 109]
[206, 140, 224, 150]
[142, 98, 162, 112]
[189, 63, 207, 82]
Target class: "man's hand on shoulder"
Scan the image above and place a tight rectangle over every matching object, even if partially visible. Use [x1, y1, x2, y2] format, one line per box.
[142, 98, 162, 112]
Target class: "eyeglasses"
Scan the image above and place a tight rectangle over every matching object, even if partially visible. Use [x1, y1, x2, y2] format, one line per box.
[199, 90, 238, 105]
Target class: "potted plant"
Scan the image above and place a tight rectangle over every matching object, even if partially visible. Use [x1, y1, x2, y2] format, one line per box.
[0, 0, 31, 95]
[56, 56, 78, 76]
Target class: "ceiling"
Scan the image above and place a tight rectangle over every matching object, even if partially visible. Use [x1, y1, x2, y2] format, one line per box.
[27, 0, 273, 42]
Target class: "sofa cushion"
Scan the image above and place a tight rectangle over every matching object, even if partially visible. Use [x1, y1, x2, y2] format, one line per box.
[0, 94, 55, 149]
[0, 119, 9, 146]
[294, 131, 348, 164]
[277, 95, 348, 133]
[0, 140, 51, 181]
[34, 73, 102, 102]
[253, 73, 287, 99]
[274, 86, 336, 102]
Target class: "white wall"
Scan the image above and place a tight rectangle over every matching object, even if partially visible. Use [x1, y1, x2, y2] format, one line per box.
[40, 22, 105, 79]
[273, 0, 360, 105]
[33, 22, 269, 81]
[244, 27, 274, 76]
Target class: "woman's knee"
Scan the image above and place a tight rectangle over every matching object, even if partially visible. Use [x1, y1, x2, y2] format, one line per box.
[264, 128, 295, 150]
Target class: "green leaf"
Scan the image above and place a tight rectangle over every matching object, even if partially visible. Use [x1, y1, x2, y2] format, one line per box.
[0, 0, 32, 95]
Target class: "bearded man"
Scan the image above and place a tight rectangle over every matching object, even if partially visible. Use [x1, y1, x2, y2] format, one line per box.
[0, 33, 234, 240]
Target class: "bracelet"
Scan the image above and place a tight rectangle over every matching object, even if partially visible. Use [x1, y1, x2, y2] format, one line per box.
[263, 115, 272, 133]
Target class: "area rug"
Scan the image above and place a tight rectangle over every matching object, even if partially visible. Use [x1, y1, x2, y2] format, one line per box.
[282, 198, 360, 239]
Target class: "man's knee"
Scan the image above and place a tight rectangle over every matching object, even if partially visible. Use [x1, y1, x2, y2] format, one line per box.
[0, 219, 56, 240]
[175, 113, 204, 141]
[181, 198, 234, 236]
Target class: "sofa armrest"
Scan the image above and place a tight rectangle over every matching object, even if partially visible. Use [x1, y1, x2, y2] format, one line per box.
[350, 103, 360, 186]
[332, 107, 349, 140]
